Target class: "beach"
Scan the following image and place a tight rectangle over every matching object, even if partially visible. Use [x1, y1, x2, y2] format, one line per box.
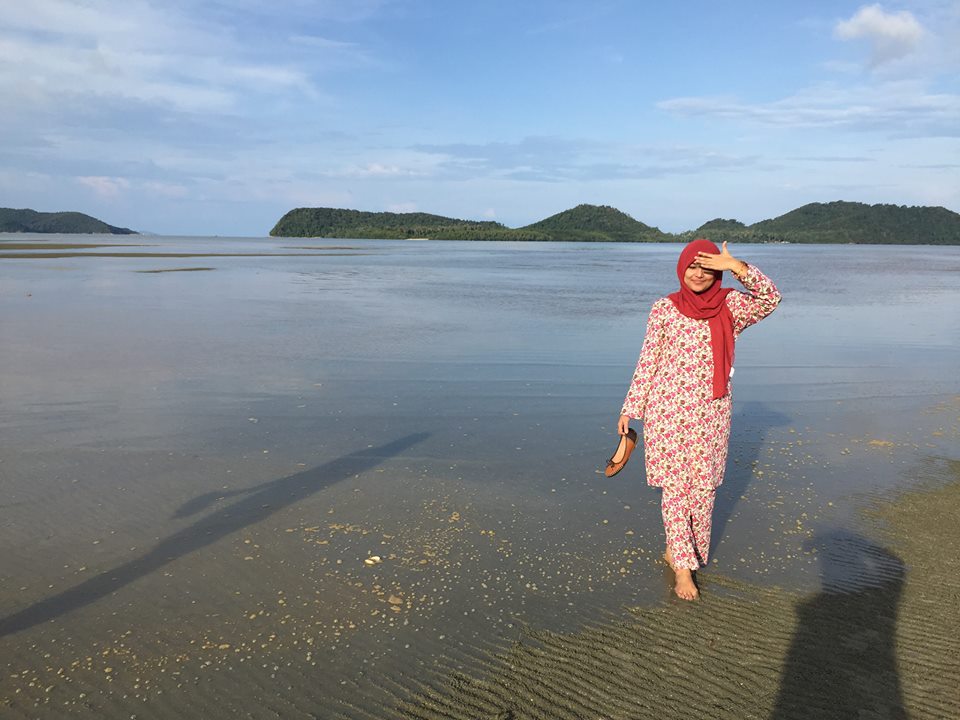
[397, 456, 960, 719]
[1, 236, 958, 718]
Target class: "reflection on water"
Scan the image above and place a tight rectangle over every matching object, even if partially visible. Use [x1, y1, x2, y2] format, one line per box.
[1, 235, 958, 717]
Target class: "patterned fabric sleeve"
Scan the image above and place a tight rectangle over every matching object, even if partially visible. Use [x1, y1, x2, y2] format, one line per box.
[620, 299, 669, 420]
[728, 264, 781, 335]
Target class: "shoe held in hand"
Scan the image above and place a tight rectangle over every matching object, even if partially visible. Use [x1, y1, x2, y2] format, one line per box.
[604, 428, 637, 477]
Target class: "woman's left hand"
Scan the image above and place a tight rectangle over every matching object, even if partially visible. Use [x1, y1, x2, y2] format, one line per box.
[696, 241, 747, 276]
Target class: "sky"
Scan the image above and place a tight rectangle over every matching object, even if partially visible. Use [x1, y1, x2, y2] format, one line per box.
[2, 0, 959, 236]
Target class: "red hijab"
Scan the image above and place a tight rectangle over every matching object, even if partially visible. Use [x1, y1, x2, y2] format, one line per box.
[667, 239, 734, 399]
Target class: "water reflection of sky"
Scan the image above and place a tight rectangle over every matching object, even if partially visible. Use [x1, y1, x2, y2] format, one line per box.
[3, 236, 958, 443]
[1, 238, 958, 559]
[2, 236, 959, 715]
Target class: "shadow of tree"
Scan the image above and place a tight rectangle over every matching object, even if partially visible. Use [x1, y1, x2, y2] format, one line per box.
[772, 530, 907, 719]
[0, 432, 428, 638]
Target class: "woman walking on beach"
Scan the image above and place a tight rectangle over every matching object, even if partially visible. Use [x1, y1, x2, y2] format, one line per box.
[612, 239, 781, 600]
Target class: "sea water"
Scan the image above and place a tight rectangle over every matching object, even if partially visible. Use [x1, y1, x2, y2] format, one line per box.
[1, 235, 958, 717]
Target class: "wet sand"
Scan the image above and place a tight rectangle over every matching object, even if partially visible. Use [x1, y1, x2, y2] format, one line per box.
[2, 237, 959, 718]
[0, 243, 146, 251]
[0, 251, 369, 259]
[396, 457, 960, 720]
[3, 426, 954, 719]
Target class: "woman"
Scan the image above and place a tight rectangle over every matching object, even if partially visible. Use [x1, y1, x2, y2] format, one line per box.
[616, 239, 781, 600]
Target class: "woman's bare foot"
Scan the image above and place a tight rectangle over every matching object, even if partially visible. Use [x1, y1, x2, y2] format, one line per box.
[664, 546, 699, 599]
[673, 568, 699, 601]
[663, 547, 676, 570]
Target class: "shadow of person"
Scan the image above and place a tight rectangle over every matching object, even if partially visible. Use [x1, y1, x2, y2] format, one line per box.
[0, 432, 429, 638]
[171, 486, 252, 518]
[711, 400, 793, 558]
[772, 530, 907, 720]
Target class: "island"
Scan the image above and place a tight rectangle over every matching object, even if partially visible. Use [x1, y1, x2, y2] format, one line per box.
[270, 204, 667, 242]
[0, 208, 136, 235]
[271, 201, 960, 245]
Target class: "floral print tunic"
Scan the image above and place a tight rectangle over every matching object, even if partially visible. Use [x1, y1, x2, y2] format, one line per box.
[621, 264, 781, 490]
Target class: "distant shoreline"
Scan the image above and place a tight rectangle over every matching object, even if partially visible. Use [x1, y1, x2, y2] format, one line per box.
[7, 234, 960, 249]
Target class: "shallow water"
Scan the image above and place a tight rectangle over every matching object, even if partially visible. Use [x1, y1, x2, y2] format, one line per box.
[1, 235, 958, 717]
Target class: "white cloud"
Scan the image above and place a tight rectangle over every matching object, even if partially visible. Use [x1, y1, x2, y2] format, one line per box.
[361, 163, 405, 177]
[201, 0, 390, 25]
[835, 4, 924, 67]
[78, 175, 130, 198]
[412, 136, 761, 183]
[143, 181, 189, 199]
[335, 162, 429, 179]
[2, 0, 142, 37]
[660, 6, 957, 141]
[0, 0, 315, 114]
[0, 170, 54, 194]
[291, 34, 359, 50]
[658, 81, 960, 136]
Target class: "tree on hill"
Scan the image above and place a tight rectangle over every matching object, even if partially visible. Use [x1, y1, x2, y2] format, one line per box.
[752, 201, 960, 244]
[522, 204, 670, 242]
[268, 201, 960, 244]
[696, 218, 747, 232]
[684, 218, 759, 244]
[0, 208, 136, 234]
[270, 207, 530, 239]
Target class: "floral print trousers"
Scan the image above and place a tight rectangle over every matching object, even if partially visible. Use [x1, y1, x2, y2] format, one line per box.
[662, 482, 716, 571]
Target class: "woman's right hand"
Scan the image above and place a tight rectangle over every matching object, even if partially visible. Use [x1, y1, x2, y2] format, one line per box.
[617, 414, 631, 436]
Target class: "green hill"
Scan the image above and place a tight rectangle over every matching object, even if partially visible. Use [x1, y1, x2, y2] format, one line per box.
[688, 202, 960, 245]
[271, 204, 667, 242]
[696, 218, 748, 233]
[0, 208, 136, 234]
[686, 217, 758, 244]
[271, 201, 960, 244]
[521, 204, 670, 242]
[749, 201, 960, 244]
[271, 207, 550, 240]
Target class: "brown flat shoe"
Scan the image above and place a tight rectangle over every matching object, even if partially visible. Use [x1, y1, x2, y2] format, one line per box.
[604, 428, 637, 477]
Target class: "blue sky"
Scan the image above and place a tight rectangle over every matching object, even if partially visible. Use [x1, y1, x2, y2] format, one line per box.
[2, 1, 958, 235]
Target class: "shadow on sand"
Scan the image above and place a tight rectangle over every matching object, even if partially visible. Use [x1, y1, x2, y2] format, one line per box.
[711, 400, 793, 557]
[772, 530, 907, 719]
[0, 432, 428, 638]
